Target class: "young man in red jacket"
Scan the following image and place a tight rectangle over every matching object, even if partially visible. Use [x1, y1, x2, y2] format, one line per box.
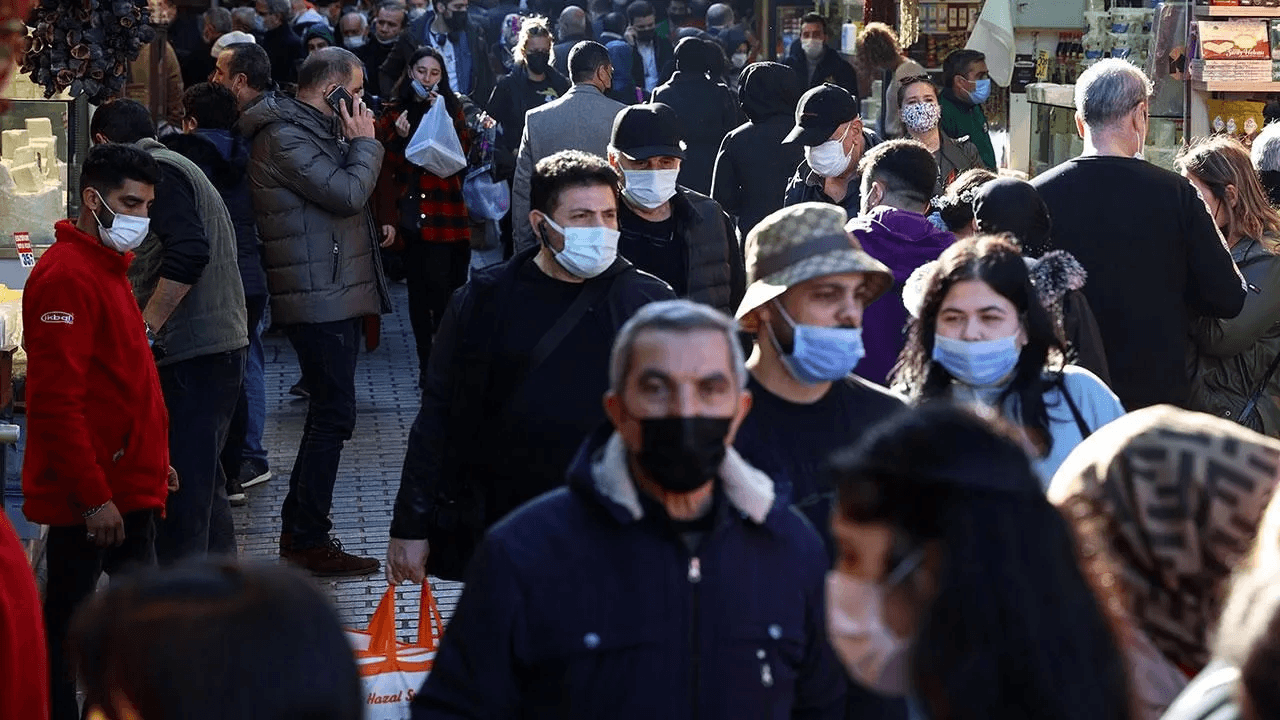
[22, 143, 175, 720]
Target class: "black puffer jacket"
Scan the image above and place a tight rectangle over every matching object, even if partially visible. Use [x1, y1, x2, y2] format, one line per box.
[712, 62, 804, 241]
[162, 129, 268, 299]
[239, 93, 391, 325]
[783, 40, 858, 98]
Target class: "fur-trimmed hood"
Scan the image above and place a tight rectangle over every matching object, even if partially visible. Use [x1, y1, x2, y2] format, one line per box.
[567, 424, 777, 527]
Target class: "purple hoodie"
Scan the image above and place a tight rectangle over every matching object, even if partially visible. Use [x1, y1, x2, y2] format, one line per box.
[855, 206, 956, 385]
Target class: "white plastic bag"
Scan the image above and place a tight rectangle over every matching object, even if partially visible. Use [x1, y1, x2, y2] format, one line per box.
[405, 99, 466, 178]
[462, 166, 510, 221]
[345, 583, 445, 719]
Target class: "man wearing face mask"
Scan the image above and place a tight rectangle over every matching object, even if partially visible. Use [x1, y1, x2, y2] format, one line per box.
[784, 13, 857, 98]
[88, 100, 250, 566]
[412, 298, 845, 718]
[22, 144, 174, 720]
[625, 0, 673, 93]
[386, 151, 674, 585]
[939, 49, 996, 170]
[850, 139, 956, 386]
[609, 102, 745, 314]
[783, 83, 882, 218]
[513, 41, 625, 250]
[256, 0, 304, 86]
[241, 48, 393, 576]
[379, 0, 495, 108]
[1032, 59, 1246, 411]
[358, 2, 407, 98]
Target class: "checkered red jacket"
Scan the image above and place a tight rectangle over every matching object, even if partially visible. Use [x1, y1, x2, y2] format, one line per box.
[373, 100, 472, 245]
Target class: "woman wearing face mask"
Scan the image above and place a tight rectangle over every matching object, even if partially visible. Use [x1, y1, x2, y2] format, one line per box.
[373, 46, 473, 386]
[897, 76, 982, 196]
[1176, 136, 1280, 436]
[651, 37, 740, 195]
[826, 403, 1135, 720]
[892, 235, 1125, 487]
[718, 27, 750, 92]
[486, 17, 569, 249]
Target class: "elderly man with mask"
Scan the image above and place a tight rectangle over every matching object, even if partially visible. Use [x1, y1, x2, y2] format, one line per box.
[783, 83, 882, 217]
[386, 150, 674, 584]
[411, 298, 846, 719]
[1032, 58, 1245, 411]
[609, 102, 745, 314]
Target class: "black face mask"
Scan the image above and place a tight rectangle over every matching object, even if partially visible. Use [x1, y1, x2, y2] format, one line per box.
[668, 10, 689, 25]
[636, 416, 733, 493]
[636, 28, 655, 43]
[445, 9, 468, 31]
[525, 50, 550, 74]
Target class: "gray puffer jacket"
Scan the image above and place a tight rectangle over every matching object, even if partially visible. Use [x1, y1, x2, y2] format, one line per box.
[239, 92, 391, 325]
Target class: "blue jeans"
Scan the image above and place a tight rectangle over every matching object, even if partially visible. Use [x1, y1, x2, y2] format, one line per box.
[155, 348, 246, 563]
[223, 295, 268, 478]
[242, 298, 268, 465]
[281, 318, 360, 549]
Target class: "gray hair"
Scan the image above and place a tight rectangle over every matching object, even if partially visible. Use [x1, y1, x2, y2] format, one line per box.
[231, 7, 258, 32]
[266, 0, 292, 17]
[1253, 122, 1280, 172]
[204, 7, 233, 33]
[341, 10, 368, 30]
[609, 299, 747, 394]
[1074, 58, 1153, 129]
[706, 2, 732, 27]
[297, 46, 361, 91]
[559, 5, 587, 36]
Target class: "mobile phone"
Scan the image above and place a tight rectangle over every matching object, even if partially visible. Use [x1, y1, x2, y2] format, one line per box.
[325, 85, 355, 116]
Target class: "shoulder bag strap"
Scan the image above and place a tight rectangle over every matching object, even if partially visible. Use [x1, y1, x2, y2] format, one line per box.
[526, 271, 619, 371]
[1240, 349, 1280, 424]
[1058, 375, 1093, 440]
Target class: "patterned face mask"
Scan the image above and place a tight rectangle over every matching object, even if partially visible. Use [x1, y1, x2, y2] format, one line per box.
[901, 101, 941, 135]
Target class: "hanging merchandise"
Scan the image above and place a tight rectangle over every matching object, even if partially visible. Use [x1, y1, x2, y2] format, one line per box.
[20, 0, 157, 103]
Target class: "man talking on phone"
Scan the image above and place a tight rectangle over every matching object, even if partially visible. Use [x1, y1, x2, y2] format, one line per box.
[241, 46, 393, 576]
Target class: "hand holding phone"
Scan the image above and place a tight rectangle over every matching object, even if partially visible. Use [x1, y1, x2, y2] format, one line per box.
[336, 92, 376, 140]
[325, 85, 355, 116]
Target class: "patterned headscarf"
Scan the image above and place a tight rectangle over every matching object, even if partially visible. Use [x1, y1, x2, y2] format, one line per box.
[1049, 405, 1280, 673]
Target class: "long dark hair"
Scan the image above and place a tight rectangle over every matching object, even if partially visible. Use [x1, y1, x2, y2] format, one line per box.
[892, 234, 1065, 456]
[393, 46, 463, 122]
[830, 403, 1132, 720]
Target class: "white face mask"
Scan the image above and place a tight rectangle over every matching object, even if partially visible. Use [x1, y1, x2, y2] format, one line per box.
[343, 35, 367, 49]
[91, 189, 151, 253]
[621, 168, 680, 209]
[801, 37, 824, 60]
[825, 566, 914, 697]
[805, 124, 853, 178]
[542, 216, 620, 278]
[731, 52, 748, 68]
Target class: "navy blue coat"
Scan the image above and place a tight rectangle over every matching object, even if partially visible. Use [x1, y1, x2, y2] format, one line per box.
[412, 425, 846, 719]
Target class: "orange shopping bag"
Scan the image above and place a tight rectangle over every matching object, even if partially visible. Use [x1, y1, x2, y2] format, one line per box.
[346, 582, 446, 719]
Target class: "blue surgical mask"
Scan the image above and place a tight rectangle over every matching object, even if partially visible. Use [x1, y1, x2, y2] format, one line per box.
[766, 300, 866, 383]
[931, 333, 1021, 387]
[411, 79, 433, 99]
[968, 77, 992, 104]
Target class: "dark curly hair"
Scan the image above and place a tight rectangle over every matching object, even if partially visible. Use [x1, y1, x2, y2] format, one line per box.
[890, 234, 1066, 457]
[934, 167, 997, 233]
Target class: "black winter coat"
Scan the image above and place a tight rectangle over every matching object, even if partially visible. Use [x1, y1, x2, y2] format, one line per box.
[784, 41, 858, 99]
[412, 424, 847, 719]
[390, 248, 675, 542]
[162, 130, 268, 299]
[782, 129, 883, 216]
[712, 61, 804, 241]
[651, 71, 740, 195]
[619, 188, 746, 314]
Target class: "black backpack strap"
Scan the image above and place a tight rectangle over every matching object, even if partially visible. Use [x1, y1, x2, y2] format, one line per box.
[1058, 375, 1093, 440]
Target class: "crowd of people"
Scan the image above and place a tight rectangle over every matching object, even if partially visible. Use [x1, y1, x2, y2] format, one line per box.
[4, 0, 1280, 716]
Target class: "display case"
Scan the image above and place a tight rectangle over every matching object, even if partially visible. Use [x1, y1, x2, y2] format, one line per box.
[0, 96, 89, 257]
[1029, 98, 1184, 176]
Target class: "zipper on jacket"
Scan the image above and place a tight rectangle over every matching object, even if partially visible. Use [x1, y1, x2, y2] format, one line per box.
[331, 240, 341, 284]
[688, 555, 701, 720]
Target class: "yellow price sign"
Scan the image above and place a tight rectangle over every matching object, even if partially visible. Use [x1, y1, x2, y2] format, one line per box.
[1035, 50, 1050, 81]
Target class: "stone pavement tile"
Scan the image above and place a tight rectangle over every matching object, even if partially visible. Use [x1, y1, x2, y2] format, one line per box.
[233, 282, 462, 641]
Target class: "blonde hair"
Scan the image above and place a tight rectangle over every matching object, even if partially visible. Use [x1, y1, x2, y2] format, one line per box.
[1178, 135, 1280, 245]
[513, 15, 553, 66]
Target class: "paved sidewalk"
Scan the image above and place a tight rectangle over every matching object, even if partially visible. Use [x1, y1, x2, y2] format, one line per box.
[235, 280, 462, 640]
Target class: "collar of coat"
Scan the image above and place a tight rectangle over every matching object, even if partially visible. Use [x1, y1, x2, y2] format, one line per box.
[590, 431, 776, 525]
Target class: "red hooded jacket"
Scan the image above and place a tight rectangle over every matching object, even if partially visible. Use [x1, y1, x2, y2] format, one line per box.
[21, 220, 170, 526]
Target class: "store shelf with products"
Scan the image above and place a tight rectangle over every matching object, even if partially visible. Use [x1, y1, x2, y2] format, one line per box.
[1192, 80, 1280, 91]
[1194, 5, 1280, 18]
[1183, 7, 1280, 141]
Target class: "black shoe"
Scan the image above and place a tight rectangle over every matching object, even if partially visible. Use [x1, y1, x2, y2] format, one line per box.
[227, 477, 247, 507]
[239, 459, 272, 489]
[289, 380, 309, 399]
[281, 538, 380, 577]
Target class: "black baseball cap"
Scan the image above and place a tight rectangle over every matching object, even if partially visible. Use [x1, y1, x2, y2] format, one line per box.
[610, 102, 687, 161]
[783, 83, 860, 146]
